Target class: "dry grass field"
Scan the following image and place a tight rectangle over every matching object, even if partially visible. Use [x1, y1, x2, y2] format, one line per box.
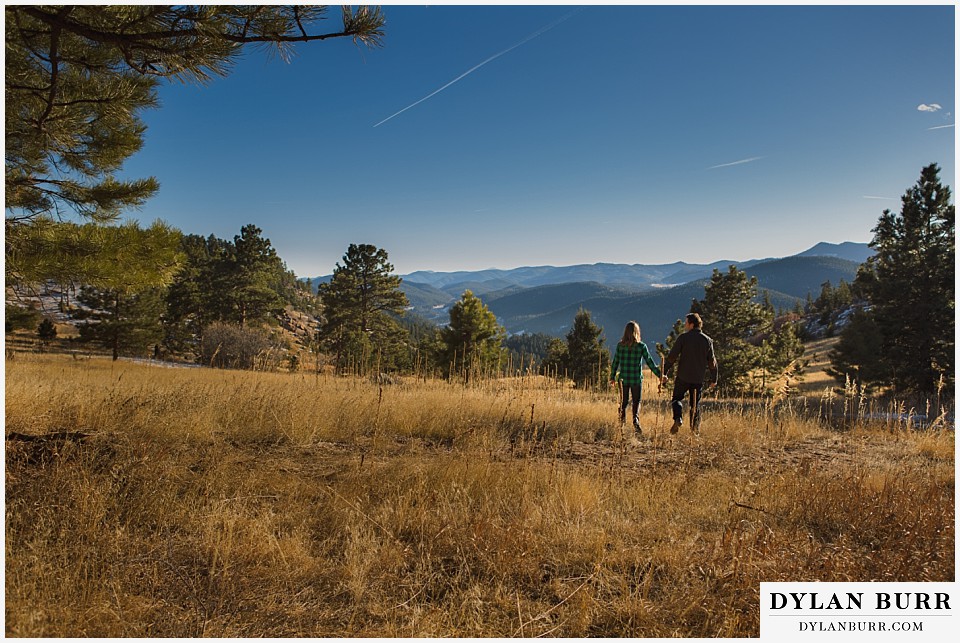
[795, 336, 841, 395]
[4, 353, 955, 637]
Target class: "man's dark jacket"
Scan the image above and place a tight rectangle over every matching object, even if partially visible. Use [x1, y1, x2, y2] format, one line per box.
[664, 328, 718, 385]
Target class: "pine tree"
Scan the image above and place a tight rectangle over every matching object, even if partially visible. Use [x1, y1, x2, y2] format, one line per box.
[8, 218, 182, 294]
[227, 224, 286, 326]
[439, 291, 505, 382]
[63, 221, 182, 360]
[5, 5, 385, 225]
[5, 6, 386, 302]
[692, 266, 772, 392]
[832, 163, 955, 397]
[77, 286, 167, 360]
[37, 318, 57, 344]
[541, 338, 569, 377]
[163, 227, 308, 358]
[6, 305, 41, 333]
[564, 308, 609, 389]
[318, 244, 409, 373]
[504, 332, 556, 370]
[762, 319, 805, 387]
[827, 310, 886, 391]
[162, 234, 220, 354]
[655, 318, 685, 361]
[395, 312, 441, 374]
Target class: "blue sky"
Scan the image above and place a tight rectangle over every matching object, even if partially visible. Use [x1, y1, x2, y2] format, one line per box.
[120, 3, 956, 276]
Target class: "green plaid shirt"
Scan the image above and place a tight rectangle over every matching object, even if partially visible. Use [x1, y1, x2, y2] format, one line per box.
[610, 341, 661, 385]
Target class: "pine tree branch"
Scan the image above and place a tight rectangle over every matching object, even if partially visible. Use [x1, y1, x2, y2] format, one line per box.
[18, 6, 380, 50]
[36, 14, 65, 129]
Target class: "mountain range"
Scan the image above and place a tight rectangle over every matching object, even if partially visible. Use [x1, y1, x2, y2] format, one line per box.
[308, 241, 870, 344]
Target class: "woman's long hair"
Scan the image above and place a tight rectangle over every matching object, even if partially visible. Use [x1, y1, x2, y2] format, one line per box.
[620, 321, 641, 346]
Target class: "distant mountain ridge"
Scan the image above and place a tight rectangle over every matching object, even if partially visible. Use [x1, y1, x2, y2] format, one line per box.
[305, 242, 870, 340]
[795, 241, 873, 264]
[482, 255, 859, 342]
[403, 260, 750, 292]
[399, 242, 869, 292]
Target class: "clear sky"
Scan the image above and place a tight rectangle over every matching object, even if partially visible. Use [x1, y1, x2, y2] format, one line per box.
[119, 2, 956, 277]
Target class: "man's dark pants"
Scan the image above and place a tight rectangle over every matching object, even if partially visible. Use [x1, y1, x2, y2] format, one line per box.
[671, 378, 703, 427]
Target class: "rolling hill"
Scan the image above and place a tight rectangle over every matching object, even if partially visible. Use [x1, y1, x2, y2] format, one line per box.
[305, 242, 869, 340]
[479, 255, 857, 342]
[743, 256, 859, 299]
[485, 279, 802, 345]
[482, 282, 643, 320]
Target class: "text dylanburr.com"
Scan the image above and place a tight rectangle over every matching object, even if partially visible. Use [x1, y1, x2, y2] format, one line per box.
[760, 582, 956, 640]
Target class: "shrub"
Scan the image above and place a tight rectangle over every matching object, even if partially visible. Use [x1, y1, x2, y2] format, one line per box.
[37, 319, 58, 343]
[6, 304, 41, 333]
[200, 322, 282, 370]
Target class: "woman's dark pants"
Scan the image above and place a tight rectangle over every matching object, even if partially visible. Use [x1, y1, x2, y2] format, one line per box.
[619, 384, 642, 427]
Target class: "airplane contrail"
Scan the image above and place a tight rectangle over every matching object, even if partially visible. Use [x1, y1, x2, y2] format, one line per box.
[707, 156, 764, 170]
[928, 124, 955, 130]
[374, 8, 582, 128]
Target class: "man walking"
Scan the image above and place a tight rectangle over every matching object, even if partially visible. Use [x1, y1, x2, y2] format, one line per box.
[662, 313, 718, 434]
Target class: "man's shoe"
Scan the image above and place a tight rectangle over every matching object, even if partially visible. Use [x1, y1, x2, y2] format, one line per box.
[669, 419, 681, 434]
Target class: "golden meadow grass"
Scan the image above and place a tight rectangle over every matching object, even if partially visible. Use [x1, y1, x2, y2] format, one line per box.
[5, 353, 955, 637]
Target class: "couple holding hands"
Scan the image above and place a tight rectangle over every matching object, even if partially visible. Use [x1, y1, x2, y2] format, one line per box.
[609, 313, 718, 438]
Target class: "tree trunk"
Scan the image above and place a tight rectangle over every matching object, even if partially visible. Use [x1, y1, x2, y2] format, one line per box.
[112, 293, 120, 361]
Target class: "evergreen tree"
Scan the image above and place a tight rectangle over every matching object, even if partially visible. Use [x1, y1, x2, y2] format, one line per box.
[655, 318, 685, 361]
[65, 221, 182, 360]
[504, 332, 557, 369]
[692, 266, 772, 392]
[827, 310, 886, 391]
[816, 281, 835, 325]
[5, 5, 385, 225]
[832, 163, 955, 397]
[438, 290, 505, 382]
[162, 234, 221, 354]
[814, 279, 854, 324]
[37, 318, 57, 344]
[163, 227, 310, 357]
[541, 337, 569, 377]
[564, 308, 609, 389]
[835, 280, 853, 308]
[318, 244, 409, 373]
[227, 224, 286, 325]
[395, 312, 441, 375]
[759, 319, 805, 389]
[5, 6, 386, 300]
[761, 289, 775, 315]
[6, 218, 182, 298]
[77, 286, 166, 360]
[6, 305, 41, 333]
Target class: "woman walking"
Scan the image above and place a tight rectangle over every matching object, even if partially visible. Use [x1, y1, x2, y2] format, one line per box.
[609, 321, 662, 437]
